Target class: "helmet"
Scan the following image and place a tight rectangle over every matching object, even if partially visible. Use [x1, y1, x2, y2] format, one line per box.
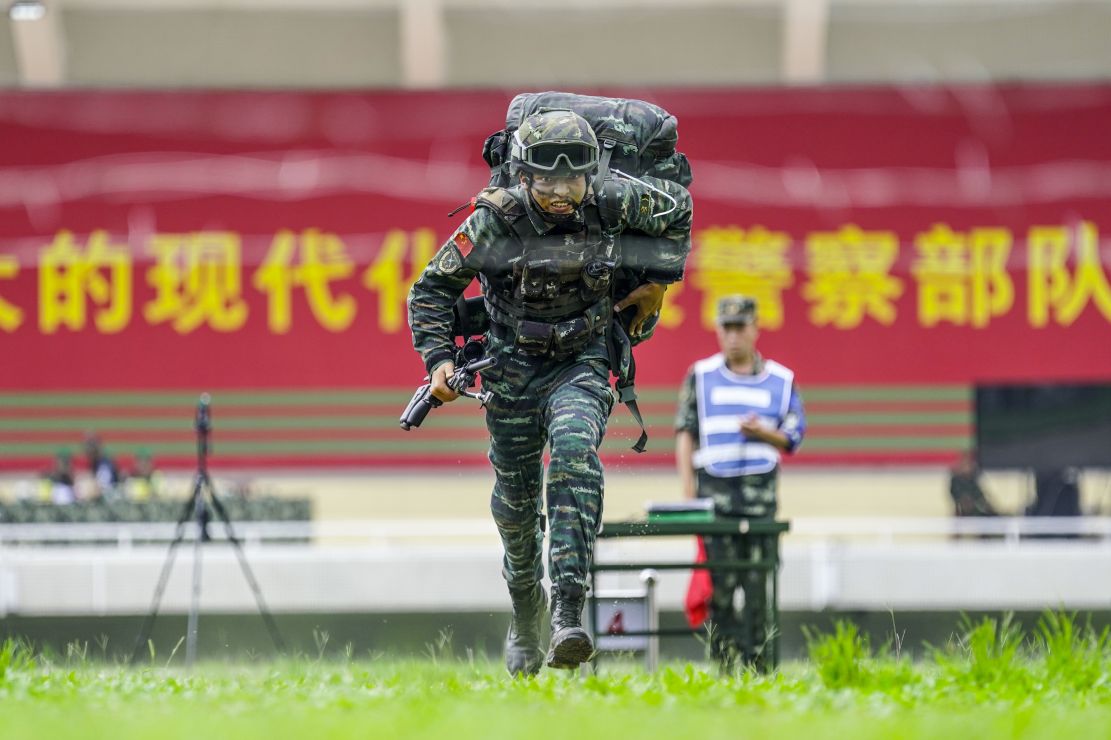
[510, 110, 599, 177]
[716, 295, 757, 327]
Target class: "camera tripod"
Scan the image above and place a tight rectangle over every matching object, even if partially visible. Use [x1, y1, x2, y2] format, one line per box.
[131, 394, 286, 665]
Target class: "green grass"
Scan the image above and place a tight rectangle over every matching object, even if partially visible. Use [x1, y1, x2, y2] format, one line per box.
[4, 613, 1111, 739]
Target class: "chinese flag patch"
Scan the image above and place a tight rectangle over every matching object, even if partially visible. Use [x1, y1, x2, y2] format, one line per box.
[453, 232, 474, 259]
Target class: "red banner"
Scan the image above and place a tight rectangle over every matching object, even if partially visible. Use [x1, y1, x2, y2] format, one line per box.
[2, 86, 1110, 469]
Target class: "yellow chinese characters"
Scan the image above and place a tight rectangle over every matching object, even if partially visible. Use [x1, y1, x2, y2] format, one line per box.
[254, 229, 356, 333]
[144, 232, 248, 333]
[363, 229, 436, 333]
[0, 253, 22, 332]
[912, 224, 1013, 327]
[691, 226, 793, 329]
[1028, 221, 1111, 327]
[39, 231, 132, 333]
[803, 225, 903, 329]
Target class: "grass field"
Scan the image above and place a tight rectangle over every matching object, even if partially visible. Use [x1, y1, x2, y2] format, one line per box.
[4, 613, 1111, 739]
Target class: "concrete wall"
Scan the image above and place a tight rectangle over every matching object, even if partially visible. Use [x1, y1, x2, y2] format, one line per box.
[0, 18, 17, 84]
[62, 8, 401, 87]
[5, 538, 1111, 617]
[198, 468, 1111, 522]
[6, 2, 1110, 88]
[828, 2, 1111, 82]
[442, 6, 783, 87]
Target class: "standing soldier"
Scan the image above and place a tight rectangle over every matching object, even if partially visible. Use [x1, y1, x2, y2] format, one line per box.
[407, 109, 692, 675]
[675, 296, 806, 671]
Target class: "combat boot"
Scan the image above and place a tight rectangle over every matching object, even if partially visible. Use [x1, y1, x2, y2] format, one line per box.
[504, 582, 547, 677]
[545, 582, 594, 669]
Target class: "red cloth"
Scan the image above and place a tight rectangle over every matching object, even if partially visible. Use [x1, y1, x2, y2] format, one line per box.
[684, 536, 713, 628]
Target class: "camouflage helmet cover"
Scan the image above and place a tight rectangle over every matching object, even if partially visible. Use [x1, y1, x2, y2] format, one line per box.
[510, 110, 599, 177]
[716, 295, 757, 326]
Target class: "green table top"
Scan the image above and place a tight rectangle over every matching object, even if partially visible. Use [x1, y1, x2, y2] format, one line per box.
[598, 518, 790, 538]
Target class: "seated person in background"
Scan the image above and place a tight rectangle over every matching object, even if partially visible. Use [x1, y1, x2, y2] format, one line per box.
[949, 451, 997, 517]
[1027, 467, 1082, 518]
[126, 449, 163, 501]
[84, 432, 122, 500]
[41, 450, 77, 505]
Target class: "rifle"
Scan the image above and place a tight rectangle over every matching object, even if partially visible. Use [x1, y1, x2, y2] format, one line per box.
[399, 340, 496, 431]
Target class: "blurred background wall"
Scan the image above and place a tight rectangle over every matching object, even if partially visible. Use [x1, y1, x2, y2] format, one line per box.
[2, 0, 1110, 503]
[3, 0, 1111, 658]
[3, 0, 1111, 510]
[4, 0, 1111, 88]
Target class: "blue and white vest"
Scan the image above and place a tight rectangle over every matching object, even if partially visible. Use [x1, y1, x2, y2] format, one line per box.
[693, 353, 794, 477]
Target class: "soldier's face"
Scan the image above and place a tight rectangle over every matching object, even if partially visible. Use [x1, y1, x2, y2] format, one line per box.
[525, 174, 588, 215]
[717, 322, 758, 360]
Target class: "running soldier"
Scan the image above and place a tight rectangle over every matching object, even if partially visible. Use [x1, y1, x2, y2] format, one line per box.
[408, 109, 692, 675]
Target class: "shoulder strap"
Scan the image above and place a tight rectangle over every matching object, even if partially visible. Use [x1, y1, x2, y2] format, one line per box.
[583, 200, 602, 246]
[592, 139, 617, 217]
[474, 187, 526, 221]
[475, 186, 533, 244]
[606, 314, 648, 453]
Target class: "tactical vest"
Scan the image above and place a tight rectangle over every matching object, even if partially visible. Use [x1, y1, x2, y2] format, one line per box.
[474, 186, 617, 359]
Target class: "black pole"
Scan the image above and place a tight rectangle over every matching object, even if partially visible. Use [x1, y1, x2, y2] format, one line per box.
[184, 394, 211, 665]
[131, 393, 285, 666]
[129, 488, 196, 665]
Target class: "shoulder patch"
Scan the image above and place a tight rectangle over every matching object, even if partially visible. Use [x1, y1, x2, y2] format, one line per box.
[453, 232, 474, 259]
[437, 245, 463, 274]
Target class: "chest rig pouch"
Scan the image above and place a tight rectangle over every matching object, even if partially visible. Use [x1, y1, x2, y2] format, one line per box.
[477, 187, 618, 359]
[512, 231, 616, 357]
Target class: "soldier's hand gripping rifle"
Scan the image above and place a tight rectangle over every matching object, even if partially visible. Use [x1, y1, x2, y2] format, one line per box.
[399, 340, 497, 431]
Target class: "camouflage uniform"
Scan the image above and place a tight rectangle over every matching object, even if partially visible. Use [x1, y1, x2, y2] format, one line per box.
[675, 298, 805, 670]
[408, 142, 691, 668]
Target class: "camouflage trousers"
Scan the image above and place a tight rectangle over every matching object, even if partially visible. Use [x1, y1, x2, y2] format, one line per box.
[697, 468, 778, 668]
[482, 345, 614, 592]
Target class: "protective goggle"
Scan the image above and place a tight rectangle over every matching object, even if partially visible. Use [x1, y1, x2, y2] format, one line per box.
[516, 139, 598, 173]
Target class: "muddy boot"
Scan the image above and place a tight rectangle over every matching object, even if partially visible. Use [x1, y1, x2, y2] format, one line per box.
[504, 583, 547, 677]
[545, 582, 593, 669]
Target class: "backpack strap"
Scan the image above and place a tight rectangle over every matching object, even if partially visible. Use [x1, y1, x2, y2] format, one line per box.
[592, 172, 623, 233]
[587, 173, 645, 452]
[474, 187, 526, 221]
[482, 131, 513, 188]
[582, 198, 602, 247]
[593, 138, 617, 209]
[606, 317, 648, 453]
[474, 187, 532, 243]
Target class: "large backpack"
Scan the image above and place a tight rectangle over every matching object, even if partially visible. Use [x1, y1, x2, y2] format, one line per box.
[482, 91, 692, 190]
[469, 92, 692, 453]
[477, 91, 692, 339]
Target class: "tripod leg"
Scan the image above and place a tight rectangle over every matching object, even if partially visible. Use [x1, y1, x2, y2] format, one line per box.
[130, 478, 200, 665]
[185, 485, 208, 666]
[204, 475, 287, 654]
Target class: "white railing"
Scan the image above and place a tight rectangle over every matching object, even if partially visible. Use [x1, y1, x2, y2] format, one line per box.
[789, 516, 1111, 546]
[0, 519, 499, 548]
[6, 517, 1111, 614]
[2, 516, 1110, 549]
